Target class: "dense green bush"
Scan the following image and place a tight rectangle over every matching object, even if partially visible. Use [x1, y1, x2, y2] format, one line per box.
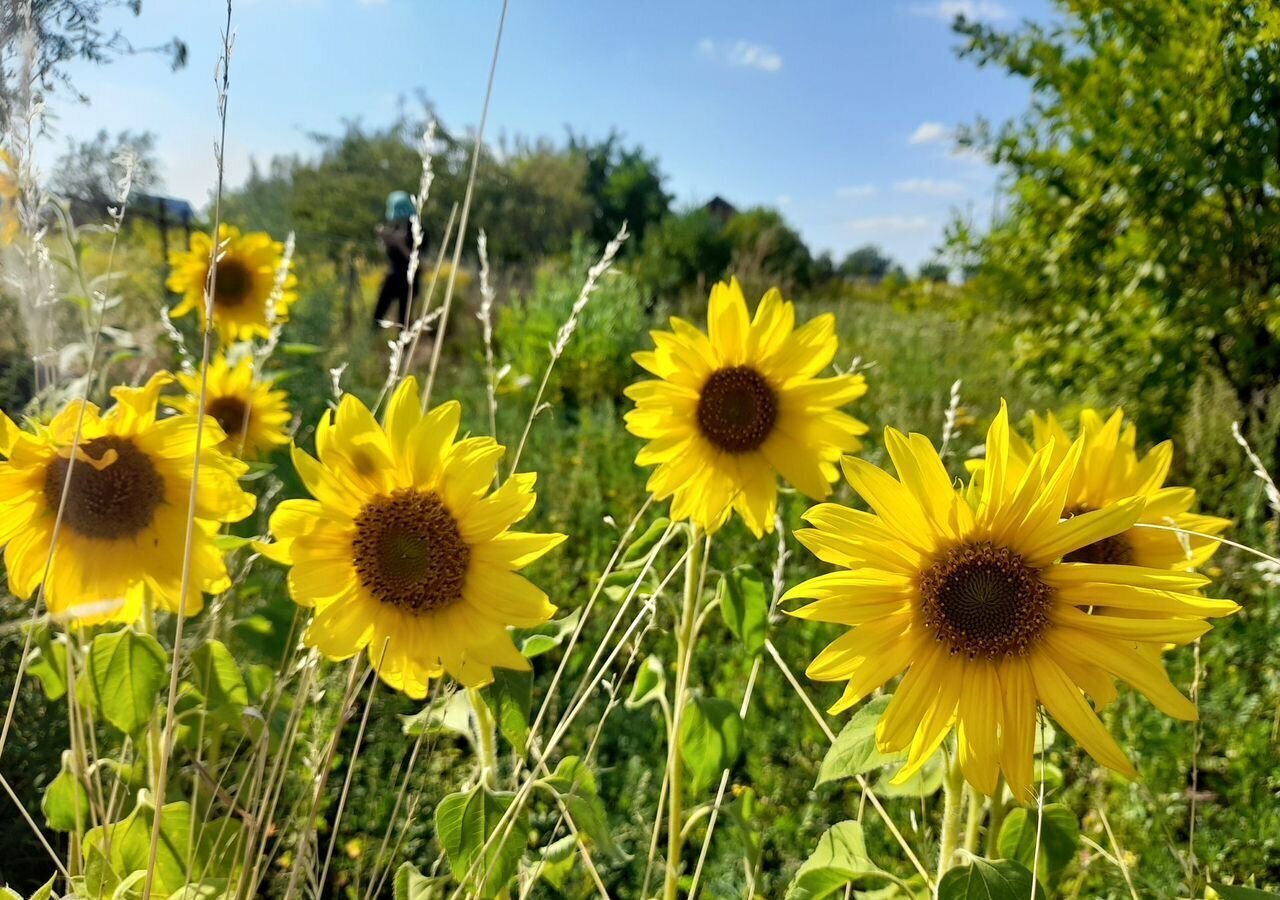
[498, 241, 649, 408]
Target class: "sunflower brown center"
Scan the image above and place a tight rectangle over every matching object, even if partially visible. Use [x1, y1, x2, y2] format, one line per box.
[352, 489, 470, 614]
[695, 365, 778, 454]
[919, 541, 1052, 659]
[213, 258, 253, 309]
[206, 395, 250, 440]
[43, 436, 165, 540]
[1062, 507, 1134, 565]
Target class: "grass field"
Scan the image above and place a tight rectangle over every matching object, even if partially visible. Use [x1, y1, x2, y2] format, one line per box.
[4, 253, 1275, 897]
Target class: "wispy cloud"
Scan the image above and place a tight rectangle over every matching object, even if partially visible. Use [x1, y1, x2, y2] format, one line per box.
[847, 215, 932, 233]
[835, 185, 876, 199]
[894, 178, 965, 196]
[909, 121, 951, 145]
[698, 38, 783, 73]
[909, 1, 1010, 22]
[776, 194, 793, 207]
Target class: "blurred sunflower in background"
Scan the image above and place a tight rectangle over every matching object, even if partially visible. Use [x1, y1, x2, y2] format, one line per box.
[167, 223, 296, 342]
[0, 373, 254, 624]
[260, 378, 564, 698]
[973, 408, 1230, 571]
[0, 147, 18, 245]
[170, 354, 291, 458]
[785, 404, 1238, 800]
[625, 278, 868, 537]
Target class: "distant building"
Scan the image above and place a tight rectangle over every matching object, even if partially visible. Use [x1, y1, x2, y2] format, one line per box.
[702, 195, 737, 225]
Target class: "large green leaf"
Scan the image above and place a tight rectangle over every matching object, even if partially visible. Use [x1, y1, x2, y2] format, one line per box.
[816, 695, 902, 786]
[394, 860, 447, 900]
[621, 516, 671, 563]
[189, 639, 249, 726]
[625, 655, 666, 709]
[26, 624, 67, 701]
[785, 820, 888, 900]
[435, 786, 527, 898]
[679, 695, 744, 794]
[82, 800, 244, 897]
[42, 750, 90, 833]
[487, 668, 532, 754]
[540, 756, 622, 858]
[997, 804, 1080, 889]
[936, 857, 1036, 900]
[878, 752, 944, 798]
[1211, 886, 1280, 899]
[719, 565, 768, 654]
[87, 628, 167, 735]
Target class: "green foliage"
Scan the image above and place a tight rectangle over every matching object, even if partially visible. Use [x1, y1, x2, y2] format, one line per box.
[498, 241, 648, 405]
[951, 0, 1280, 433]
[815, 695, 902, 787]
[679, 694, 744, 794]
[80, 800, 244, 897]
[86, 627, 167, 736]
[996, 804, 1080, 890]
[785, 821, 889, 900]
[570, 131, 671, 249]
[718, 565, 768, 655]
[724, 207, 813, 291]
[434, 786, 528, 898]
[839, 244, 896, 281]
[633, 207, 732, 300]
[936, 857, 1036, 899]
[40, 750, 88, 833]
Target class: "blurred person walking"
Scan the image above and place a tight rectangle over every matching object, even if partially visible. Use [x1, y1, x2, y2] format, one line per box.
[373, 190, 425, 329]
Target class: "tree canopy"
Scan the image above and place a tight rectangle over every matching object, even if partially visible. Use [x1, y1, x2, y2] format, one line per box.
[950, 0, 1280, 430]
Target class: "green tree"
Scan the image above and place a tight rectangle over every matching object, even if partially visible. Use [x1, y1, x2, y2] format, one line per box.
[839, 244, 895, 280]
[1, 1, 186, 127]
[723, 206, 813, 290]
[633, 207, 732, 300]
[918, 259, 950, 283]
[570, 132, 671, 250]
[51, 129, 162, 212]
[949, 0, 1280, 431]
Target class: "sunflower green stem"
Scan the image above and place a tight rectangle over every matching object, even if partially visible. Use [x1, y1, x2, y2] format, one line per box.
[963, 784, 983, 854]
[937, 746, 967, 877]
[665, 524, 705, 900]
[468, 687, 500, 791]
[986, 776, 1009, 858]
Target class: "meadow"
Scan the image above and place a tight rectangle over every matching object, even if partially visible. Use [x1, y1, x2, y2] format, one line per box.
[2, 2, 1280, 898]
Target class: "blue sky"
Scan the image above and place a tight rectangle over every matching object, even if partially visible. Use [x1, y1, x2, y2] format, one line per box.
[50, 0, 1050, 269]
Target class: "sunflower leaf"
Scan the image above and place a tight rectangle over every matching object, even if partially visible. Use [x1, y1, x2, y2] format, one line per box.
[42, 750, 90, 833]
[719, 565, 768, 654]
[680, 695, 744, 794]
[816, 695, 902, 786]
[435, 786, 527, 899]
[936, 857, 1035, 900]
[87, 628, 167, 736]
[785, 820, 889, 900]
[625, 655, 666, 709]
[997, 804, 1079, 889]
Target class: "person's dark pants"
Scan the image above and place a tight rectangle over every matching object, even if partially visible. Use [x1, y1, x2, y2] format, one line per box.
[373, 271, 419, 328]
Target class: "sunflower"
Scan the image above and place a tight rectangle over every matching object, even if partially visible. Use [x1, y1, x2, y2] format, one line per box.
[785, 404, 1238, 799]
[624, 278, 868, 537]
[259, 378, 564, 698]
[0, 373, 255, 625]
[167, 223, 297, 342]
[975, 408, 1230, 571]
[0, 148, 18, 246]
[170, 354, 291, 458]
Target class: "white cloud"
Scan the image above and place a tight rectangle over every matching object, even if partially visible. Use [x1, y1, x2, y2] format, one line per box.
[847, 215, 932, 233]
[835, 185, 876, 199]
[909, 121, 950, 145]
[909, 1, 1010, 22]
[776, 194, 792, 207]
[894, 178, 965, 196]
[358, 0, 387, 5]
[698, 39, 783, 73]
